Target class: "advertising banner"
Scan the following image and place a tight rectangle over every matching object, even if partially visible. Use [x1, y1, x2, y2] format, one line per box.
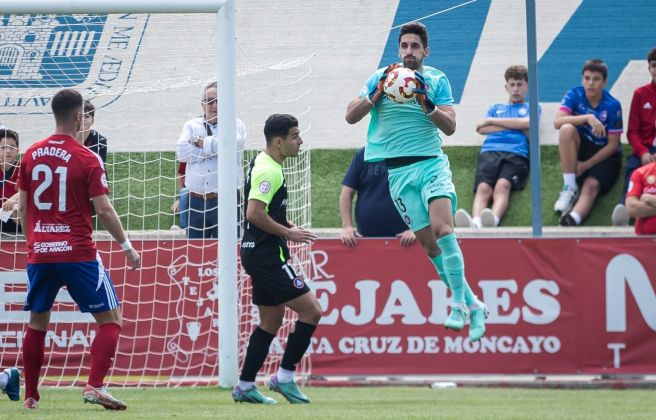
[1, 238, 654, 377]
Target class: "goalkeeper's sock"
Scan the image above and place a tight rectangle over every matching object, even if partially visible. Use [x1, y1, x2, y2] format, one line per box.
[437, 233, 473, 304]
[431, 247, 477, 306]
[280, 321, 317, 372]
[23, 327, 46, 402]
[88, 323, 121, 388]
[239, 327, 276, 382]
[429, 253, 450, 289]
[276, 367, 295, 384]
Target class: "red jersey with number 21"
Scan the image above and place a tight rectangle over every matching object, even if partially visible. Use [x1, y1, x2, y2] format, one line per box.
[18, 135, 110, 263]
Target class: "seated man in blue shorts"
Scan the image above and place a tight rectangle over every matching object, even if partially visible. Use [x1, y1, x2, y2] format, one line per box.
[455, 65, 539, 228]
[553, 59, 623, 226]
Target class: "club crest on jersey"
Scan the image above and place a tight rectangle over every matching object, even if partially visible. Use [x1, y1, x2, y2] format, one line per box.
[0, 14, 148, 114]
[648, 175, 655, 185]
[292, 276, 305, 289]
[258, 180, 271, 193]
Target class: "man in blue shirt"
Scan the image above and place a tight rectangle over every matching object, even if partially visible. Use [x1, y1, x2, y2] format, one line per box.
[340, 147, 415, 247]
[553, 59, 623, 226]
[455, 65, 539, 228]
[345, 22, 487, 342]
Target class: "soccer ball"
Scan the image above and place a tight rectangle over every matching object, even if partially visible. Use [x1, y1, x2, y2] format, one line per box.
[383, 67, 418, 103]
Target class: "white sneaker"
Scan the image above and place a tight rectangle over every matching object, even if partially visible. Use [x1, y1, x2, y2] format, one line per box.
[611, 203, 630, 226]
[480, 208, 496, 227]
[554, 186, 579, 215]
[454, 209, 473, 228]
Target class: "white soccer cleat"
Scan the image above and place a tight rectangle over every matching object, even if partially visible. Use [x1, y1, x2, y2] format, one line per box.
[480, 208, 496, 228]
[82, 384, 127, 410]
[554, 186, 579, 215]
[611, 203, 630, 226]
[454, 209, 474, 228]
[23, 397, 39, 409]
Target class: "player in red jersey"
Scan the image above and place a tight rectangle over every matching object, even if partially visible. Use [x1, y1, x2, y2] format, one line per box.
[626, 161, 656, 235]
[17, 89, 140, 410]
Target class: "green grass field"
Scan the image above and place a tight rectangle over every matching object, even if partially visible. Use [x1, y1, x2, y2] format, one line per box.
[106, 145, 630, 230]
[5, 387, 652, 419]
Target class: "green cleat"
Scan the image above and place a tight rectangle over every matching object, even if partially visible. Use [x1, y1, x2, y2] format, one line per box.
[468, 302, 489, 341]
[232, 386, 277, 404]
[268, 376, 310, 404]
[444, 307, 466, 331]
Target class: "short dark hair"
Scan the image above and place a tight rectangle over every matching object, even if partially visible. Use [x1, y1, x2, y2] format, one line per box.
[399, 22, 428, 49]
[51, 89, 84, 124]
[264, 114, 298, 145]
[582, 59, 608, 80]
[0, 127, 19, 146]
[648, 48, 656, 63]
[505, 65, 528, 82]
[84, 100, 95, 118]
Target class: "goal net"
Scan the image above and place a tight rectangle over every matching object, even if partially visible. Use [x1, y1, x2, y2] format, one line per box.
[0, 10, 312, 387]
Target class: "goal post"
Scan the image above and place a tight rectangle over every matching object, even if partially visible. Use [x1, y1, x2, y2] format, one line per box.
[2, 0, 239, 388]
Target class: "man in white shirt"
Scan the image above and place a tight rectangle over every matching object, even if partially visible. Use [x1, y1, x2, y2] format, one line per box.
[176, 81, 247, 238]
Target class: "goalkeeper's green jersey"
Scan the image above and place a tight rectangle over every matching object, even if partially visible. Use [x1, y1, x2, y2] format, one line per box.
[358, 64, 454, 162]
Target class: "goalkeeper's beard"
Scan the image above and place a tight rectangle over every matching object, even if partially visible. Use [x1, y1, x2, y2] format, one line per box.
[403, 57, 418, 70]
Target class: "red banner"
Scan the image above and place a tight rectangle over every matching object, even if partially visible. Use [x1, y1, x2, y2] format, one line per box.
[307, 238, 656, 375]
[1, 238, 655, 378]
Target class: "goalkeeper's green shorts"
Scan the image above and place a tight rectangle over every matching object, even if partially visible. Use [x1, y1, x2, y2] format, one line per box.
[387, 155, 457, 232]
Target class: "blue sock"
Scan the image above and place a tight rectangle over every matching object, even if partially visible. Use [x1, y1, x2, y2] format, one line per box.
[437, 233, 475, 305]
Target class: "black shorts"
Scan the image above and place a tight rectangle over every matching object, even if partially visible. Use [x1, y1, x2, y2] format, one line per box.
[577, 140, 621, 194]
[243, 260, 310, 306]
[473, 151, 529, 192]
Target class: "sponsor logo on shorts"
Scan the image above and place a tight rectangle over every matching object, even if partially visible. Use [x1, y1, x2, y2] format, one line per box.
[33, 220, 70, 233]
[258, 181, 271, 193]
[88, 303, 105, 309]
[403, 215, 411, 226]
[33, 241, 73, 253]
[293, 276, 305, 289]
[241, 241, 255, 248]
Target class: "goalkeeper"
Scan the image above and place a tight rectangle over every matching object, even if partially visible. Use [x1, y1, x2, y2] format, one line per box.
[345, 22, 487, 341]
[233, 114, 321, 405]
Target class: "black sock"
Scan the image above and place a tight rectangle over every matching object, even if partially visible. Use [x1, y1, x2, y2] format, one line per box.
[280, 321, 317, 371]
[239, 327, 276, 382]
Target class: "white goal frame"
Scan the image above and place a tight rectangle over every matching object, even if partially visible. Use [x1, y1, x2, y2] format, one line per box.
[2, 0, 240, 388]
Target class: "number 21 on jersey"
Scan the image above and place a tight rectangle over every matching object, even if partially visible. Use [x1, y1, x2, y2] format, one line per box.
[32, 164, 68, 211]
